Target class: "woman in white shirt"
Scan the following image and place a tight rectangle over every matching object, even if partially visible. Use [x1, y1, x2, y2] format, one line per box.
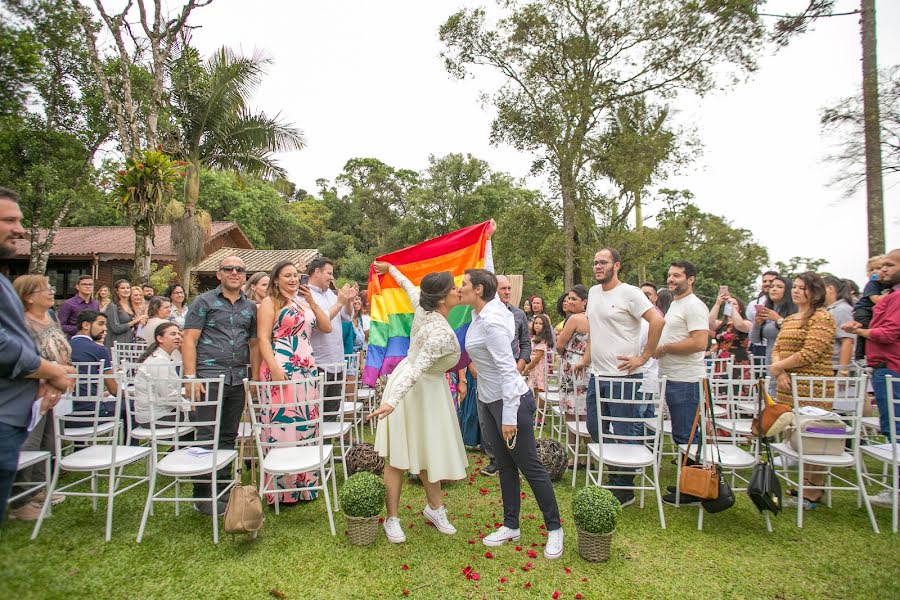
[460, 264, 563, 560]
[133, 321, 190, 425]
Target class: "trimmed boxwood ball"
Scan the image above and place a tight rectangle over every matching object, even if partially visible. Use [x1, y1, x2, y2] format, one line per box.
[339, 472, 386, 518]
[572, 487, 621, 534]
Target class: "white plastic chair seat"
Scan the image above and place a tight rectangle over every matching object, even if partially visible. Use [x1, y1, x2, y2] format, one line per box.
[262, 445, 334, 474]
[717, 419, 754, 436]
[60, 445, 151, 471]
[861, 443, 900, 463]
[342, 401, 363, 413]
[677, 443, 757, 469]
[712, 404, 727, 418]
[771, 442, 855, 467]
[18, 450, 50, 470]
[156, 448, 238, 477]
[565, 420, 590, 437]
[130, 426, 196, 440]
[63, 421, 117, 438]
[357, 388, 374, 400]
[861, 416, 881, 431]
[549, 404, 564, 417]
[322, 422, 352, 439]
[586, 443, 655, 468]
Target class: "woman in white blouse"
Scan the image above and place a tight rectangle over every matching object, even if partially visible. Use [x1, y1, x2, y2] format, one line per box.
[133, 321, 190, 425]
[460, 261, 564, 560]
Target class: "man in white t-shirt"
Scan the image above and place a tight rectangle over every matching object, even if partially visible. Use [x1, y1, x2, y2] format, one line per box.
[652, 260, 710, 506]
[582, 249, 664, 507]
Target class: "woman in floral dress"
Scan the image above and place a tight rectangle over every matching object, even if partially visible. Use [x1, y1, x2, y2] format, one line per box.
[555, 286, 590, 416]
[257, 260, 333, 504]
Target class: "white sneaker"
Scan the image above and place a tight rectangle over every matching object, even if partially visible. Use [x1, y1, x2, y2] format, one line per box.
[483, 526, 520, 547]
[869, 490, 896, 508]
[423, 504, 456, 535]
[544, 528, 564, 559]
[383, 516, 406, 543]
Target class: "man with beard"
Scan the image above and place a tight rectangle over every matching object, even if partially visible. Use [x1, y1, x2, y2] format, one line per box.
[70, 310, 119, 403]
[0, 188, 72, 524]
[582, 248, 664, 507]
[652, 261, 709, 506]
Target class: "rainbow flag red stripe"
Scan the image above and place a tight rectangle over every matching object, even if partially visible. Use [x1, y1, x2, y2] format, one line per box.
[362, 221, 492, 386]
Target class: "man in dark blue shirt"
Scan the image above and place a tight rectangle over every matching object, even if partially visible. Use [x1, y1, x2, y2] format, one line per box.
[70, 310, 118, 410]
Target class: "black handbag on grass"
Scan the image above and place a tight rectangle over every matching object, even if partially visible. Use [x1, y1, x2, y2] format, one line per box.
[747, 380, 782, 515]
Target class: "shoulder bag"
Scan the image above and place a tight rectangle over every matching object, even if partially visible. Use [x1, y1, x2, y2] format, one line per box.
[700, 380, 735, 514]
[223, 434, 264, 536]
[747, 379, 783, 515]
[678, 383, 719, 500]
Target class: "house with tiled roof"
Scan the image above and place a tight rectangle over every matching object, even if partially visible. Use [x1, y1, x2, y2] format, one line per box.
[7, 222, 253, 299]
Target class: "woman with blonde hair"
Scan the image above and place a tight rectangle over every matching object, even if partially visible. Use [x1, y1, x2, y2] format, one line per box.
[243, 272, 270, 305]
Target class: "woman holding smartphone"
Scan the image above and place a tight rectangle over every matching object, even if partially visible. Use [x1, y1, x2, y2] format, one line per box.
[709, 284, 753, 369]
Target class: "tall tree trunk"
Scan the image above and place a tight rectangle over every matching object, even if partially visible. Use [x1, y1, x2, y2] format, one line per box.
[134, 224, 153, 282]
[634, 187, 646, 282]
[860, 0, 884, 256]
[172, 159, 206, 286]
[559, 166, 576, 290]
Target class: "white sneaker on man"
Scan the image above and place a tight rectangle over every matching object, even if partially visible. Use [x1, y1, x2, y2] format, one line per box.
[423, 504, 456, 535]
[544, 528, 564, 559]
[383, 516, 406, 543]
[482, 526, 520, 546]
[868, 490, 896, 508]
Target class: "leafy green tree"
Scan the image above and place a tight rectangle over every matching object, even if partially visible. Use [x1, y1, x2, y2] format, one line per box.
[165, 45, 306, 284]
[440, 0, 765, 289]
[774, 257, 829, 281]
[0, 22, 40, 116]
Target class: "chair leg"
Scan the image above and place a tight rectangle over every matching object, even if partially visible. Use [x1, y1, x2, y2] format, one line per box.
[137, 468, 157, 543]
[764, 510, 773, 533]
[797, 462, 805, 529]
[32, 464, 61, 540]
[697, 505, 704, 531]
[91, 473, 98, 512]
[654, 461, 666, 530]
[331, 455, 339, 511]
[857, 456, 881, 534]
[212, 472, 220, 544]
[322, 465, 336, 536]
[105, 466, 117, 542]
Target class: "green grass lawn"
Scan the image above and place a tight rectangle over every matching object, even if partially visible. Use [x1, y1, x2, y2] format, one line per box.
[1, 443, 897, 600]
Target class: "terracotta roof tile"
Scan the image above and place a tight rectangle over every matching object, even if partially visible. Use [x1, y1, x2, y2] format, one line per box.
[195, 248, 320, 274]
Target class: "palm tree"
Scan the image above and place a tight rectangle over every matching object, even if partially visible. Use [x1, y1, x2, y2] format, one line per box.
[166, 46, 306, 284]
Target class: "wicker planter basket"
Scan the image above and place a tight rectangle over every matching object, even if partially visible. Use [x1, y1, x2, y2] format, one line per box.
[346, 515, 380, 545]
[576, 526, 615, 562]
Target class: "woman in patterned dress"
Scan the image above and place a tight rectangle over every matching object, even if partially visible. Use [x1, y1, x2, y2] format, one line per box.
[257, 261, 332, 504]
[708, 289, 753, 373]
[555, 285, 590, 416]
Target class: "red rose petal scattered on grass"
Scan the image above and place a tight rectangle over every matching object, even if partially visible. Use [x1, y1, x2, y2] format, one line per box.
[539, 524, 546, 530]
[425, 522, 435, 527]
[471, 573, 481, 581]
[494, 522, 502, 529]
[405, 505, 412, 510]
[508, 568, 515, 573]
[524, 582, 532, 589]
[500, 577, 508, 583]
[479, 487, 489, 496]
[526, 562, 534, 568]
[468, 539, 476, 545]
[552, 592, 561, 599]
[402, 590, 409, 596]
[576, 594, 584, 599]
[378, 517, 385, 523]
[478, 533, 486, 539]
[581, 577, 588, 582]
[465, 513, 472, 518]
[401, 564, 409, 571]
[520, 491, 527, 499]
[521, 566, 530, 572]
[526, 514, 536, 520]
[564, 567, 572, 574]
[515, 546, 522, 552]
[463, 566, 473, 576]
[531, 543, 539, 547]
[527, 550, 537, 558]
[484, 552, 493, 559]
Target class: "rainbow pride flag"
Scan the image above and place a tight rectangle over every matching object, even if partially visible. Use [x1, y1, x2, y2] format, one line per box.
[362, 221, 493, 386]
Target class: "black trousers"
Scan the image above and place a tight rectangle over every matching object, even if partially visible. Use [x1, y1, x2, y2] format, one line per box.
[476, 396, 496, 462]
[480, 391, 561, 531]
[193, 382, 245, 498]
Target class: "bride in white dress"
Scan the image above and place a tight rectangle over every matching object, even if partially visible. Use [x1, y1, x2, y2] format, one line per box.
[368, 261, 468, 544]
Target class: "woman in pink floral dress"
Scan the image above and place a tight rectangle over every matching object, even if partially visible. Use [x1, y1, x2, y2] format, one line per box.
[257, 261, 333, 504]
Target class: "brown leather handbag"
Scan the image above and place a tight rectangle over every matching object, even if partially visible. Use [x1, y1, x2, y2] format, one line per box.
[678, 382, 719, 500]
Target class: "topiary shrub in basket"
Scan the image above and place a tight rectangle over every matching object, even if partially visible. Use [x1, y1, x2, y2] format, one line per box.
[339, 472, 386, 545]
[572, 486, 622, 562]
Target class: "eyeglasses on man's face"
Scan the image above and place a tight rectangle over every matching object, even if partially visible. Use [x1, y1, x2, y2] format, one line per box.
[220, 265, 246, 274]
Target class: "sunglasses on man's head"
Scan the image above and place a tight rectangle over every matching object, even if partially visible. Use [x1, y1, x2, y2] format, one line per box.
[220, 266, 246, 274]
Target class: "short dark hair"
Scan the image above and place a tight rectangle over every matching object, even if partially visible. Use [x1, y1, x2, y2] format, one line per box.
[77, 309, 105, 330]
[762, 270, 779, 278]
[163, 283, 185, 298]
[419, 271, 456, 311]
[142, 283, 154, 290]
[596, 247, 622, 264]
[307, 257, 334, 275]
[669, 260, 697, 279]
[0, 187, 20, 203]
[77, 275, 93, 284]
[639, 281, 656, 290]
[465, 269, 497, 300]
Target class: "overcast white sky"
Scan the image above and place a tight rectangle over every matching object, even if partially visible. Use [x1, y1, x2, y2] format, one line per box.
[187, 0, 900, 283]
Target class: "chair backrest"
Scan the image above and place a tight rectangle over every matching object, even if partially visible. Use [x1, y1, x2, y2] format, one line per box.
[705, 357, 733, 380]
[344, 352, 360, 374]
[707, 377, 756, 445]
[789, 374, 867, 455]
[317, 362, 347, 423]
[591, 375, 666, 458]
[53, 371, 123, 455]
[146, 375, 225, 454]
[885, 376, 899, 460]
[112, 341, 147, 369]
[244, 376, 325, 457]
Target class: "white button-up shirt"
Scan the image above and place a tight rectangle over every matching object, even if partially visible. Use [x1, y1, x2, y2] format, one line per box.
[466, 296, 529, 425]
[308, 284, 349, 373]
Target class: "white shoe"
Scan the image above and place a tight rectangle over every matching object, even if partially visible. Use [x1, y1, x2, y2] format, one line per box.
[423, 504, 456, 535]
[868, 490, 897, 508]
[483, 526, 520, 547]
[383, 516, 406, 543]
[544, 528, 564, 559]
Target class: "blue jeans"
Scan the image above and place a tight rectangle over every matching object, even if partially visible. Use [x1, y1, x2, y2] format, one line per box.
[0, 422, 29, 524]
[586, 375, 642, 487]
[872, 368, 900, 438]
[664, 381, 701, 446]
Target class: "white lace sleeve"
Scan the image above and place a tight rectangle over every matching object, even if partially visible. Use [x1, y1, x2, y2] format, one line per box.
[388, 265, 420, 310]
[384, 321, 457, 408]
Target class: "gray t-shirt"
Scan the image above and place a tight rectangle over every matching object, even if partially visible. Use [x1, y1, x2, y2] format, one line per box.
[826, 300, 856, 366]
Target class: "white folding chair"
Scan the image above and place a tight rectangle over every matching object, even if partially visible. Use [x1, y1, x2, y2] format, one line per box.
[318, 363, 352, 479]
[33, 372, 151, 541]
[771, 374, 879, 532]
[706, 357, 733, 381]
[585, 376, 667, 528]
[137, 375, 237, 544]
[343, 353, 365, 441]
[245, 377, 338, 535]
[860, 375, 899, 533]
[9, 451, 52, 515]
[121, 362, 196, 447]
[112, 341, 147, 369]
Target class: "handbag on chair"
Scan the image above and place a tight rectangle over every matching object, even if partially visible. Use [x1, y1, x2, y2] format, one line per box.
[678, 383, 719, 500]
[224, 435, 264, 536]
[700, 381, 734, 513]
[747, 380, 782, 515]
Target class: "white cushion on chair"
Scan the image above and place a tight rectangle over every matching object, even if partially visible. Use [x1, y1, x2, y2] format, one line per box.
[63, 421, 117, 438]
[262, 445, 334, 474]
[586, 443, 655, 468]
[18, 450, 50, 470]
[157, 448, 238, 476]
[60, 445, 151, 470]
[861, 443, 900, 463]
[131, 426, 196, 440]
[677, 443, 757, 469]
[770, 442, 855, 467]
[565, 421, 590, 437]
[322, 422, 351, 438]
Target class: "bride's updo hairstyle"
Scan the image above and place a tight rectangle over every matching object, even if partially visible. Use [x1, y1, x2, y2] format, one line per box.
[419, 271, 455, 311]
